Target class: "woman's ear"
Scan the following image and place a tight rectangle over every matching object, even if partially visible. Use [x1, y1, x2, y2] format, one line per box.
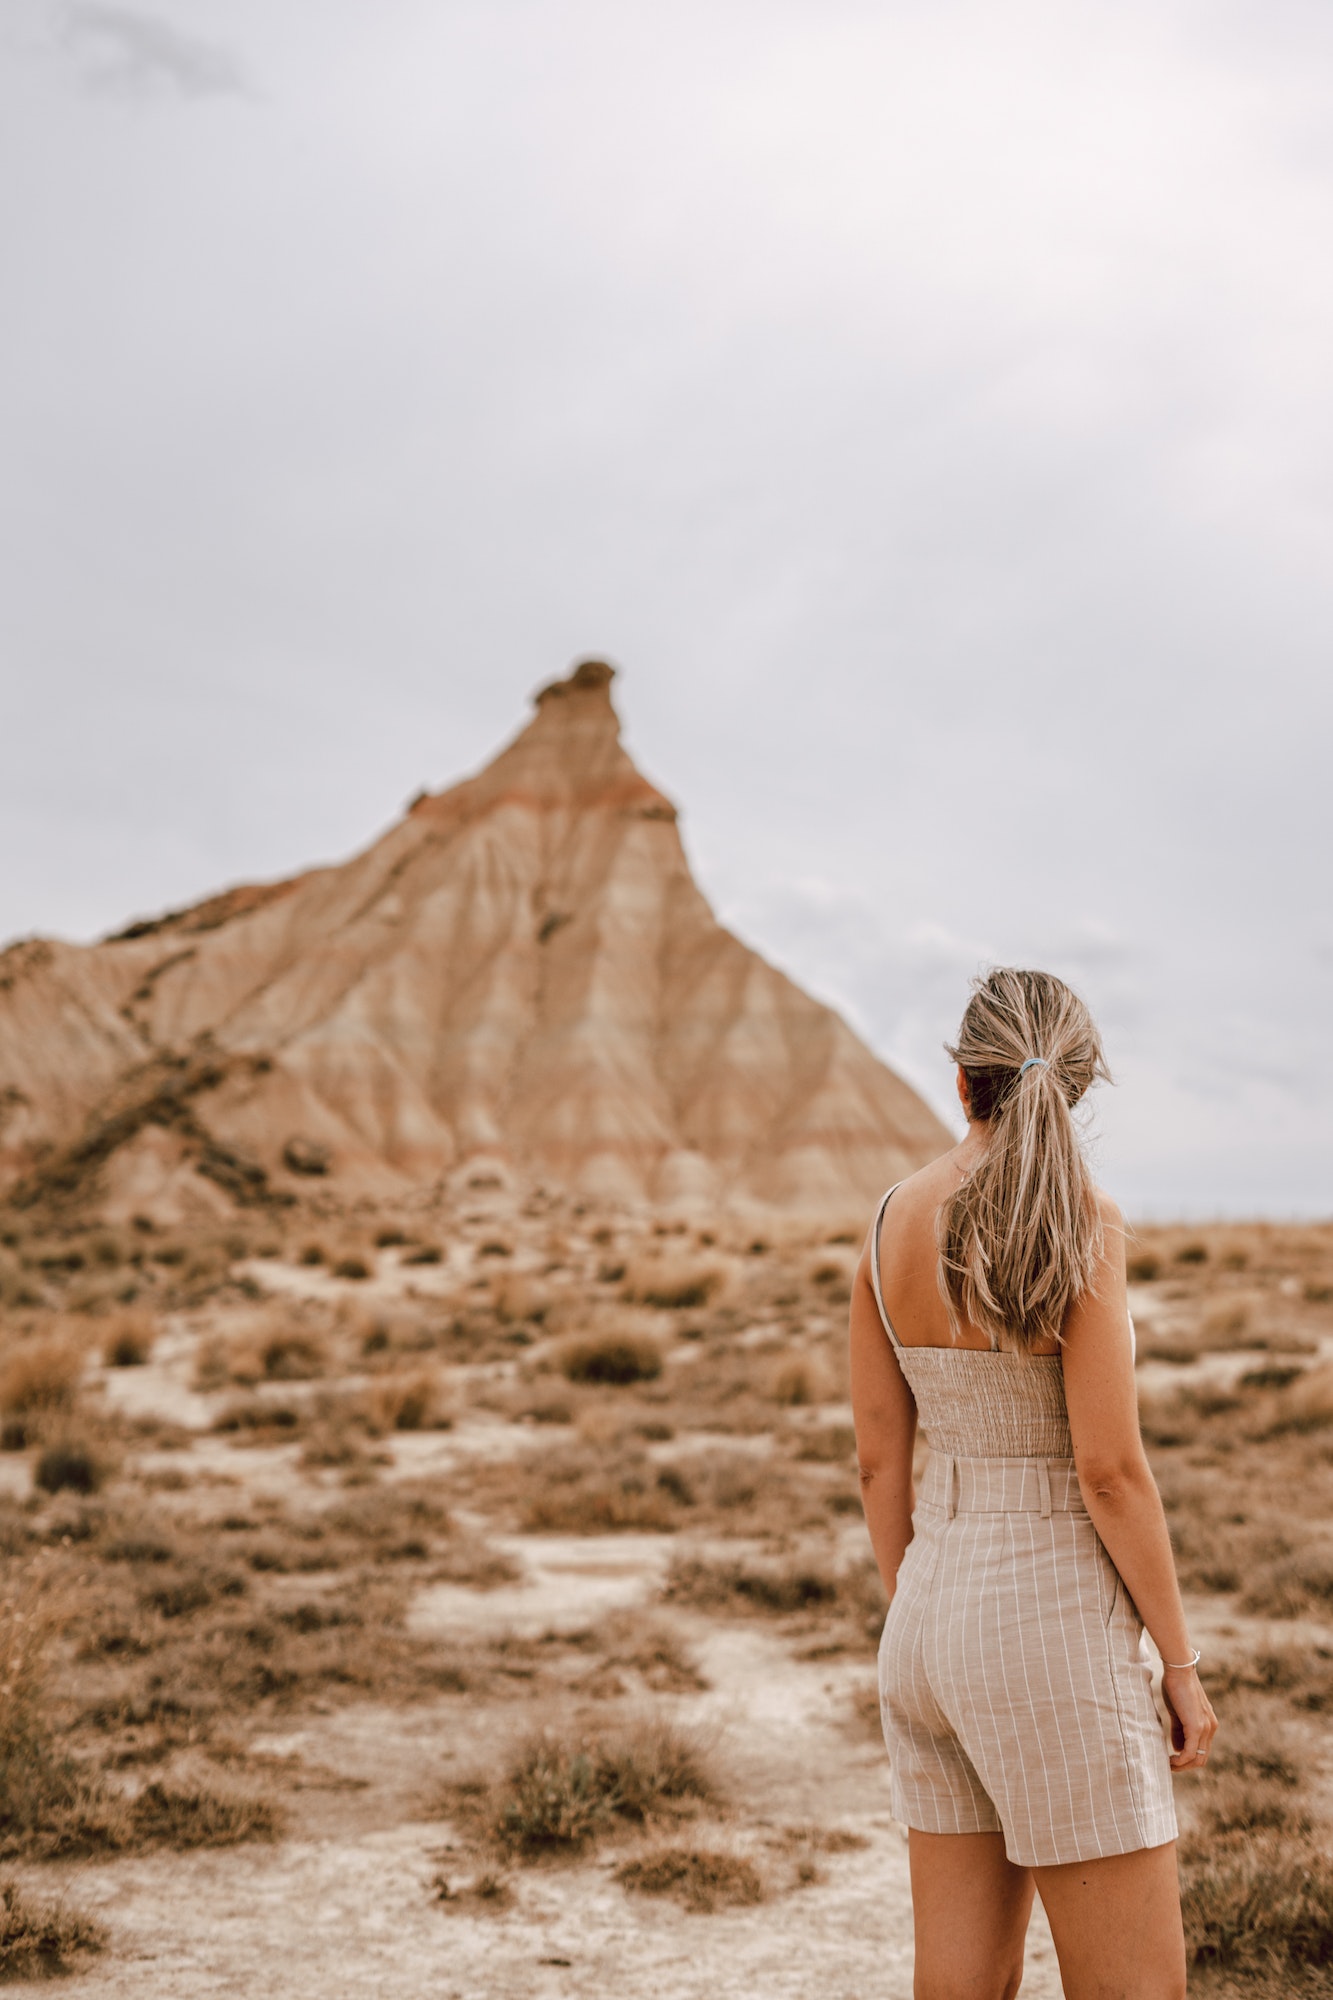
[956, 1065, 971, 1117]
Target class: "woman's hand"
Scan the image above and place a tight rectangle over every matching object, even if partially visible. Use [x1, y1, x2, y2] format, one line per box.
[1161, 1665, 1218, 1771]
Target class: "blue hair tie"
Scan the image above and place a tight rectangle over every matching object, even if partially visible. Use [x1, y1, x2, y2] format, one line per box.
[1018, 1057, 1048, 1075]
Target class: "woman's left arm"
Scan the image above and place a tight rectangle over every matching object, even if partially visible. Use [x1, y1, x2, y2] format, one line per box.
[1063, 1197, 1218, 1771]
[849, 1243, 918, 1599]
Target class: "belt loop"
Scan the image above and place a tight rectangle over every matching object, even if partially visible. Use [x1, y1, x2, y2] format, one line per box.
[1037, 1461, 1052, 1518]
[944, 1453, 957, 1520]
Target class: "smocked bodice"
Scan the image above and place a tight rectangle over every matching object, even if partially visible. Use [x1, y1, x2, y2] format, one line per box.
[889, 1344, 1072, 1458]
[869, 1182, 1074, 1460]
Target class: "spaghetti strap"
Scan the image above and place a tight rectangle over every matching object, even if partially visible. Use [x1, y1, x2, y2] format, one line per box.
[868, 1183, 905, 1348]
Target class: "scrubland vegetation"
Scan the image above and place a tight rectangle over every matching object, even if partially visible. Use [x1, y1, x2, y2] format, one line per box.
[0, 1200, 1329, 1990]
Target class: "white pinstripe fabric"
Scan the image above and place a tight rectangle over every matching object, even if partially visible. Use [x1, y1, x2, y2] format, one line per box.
[869, 1187, 1178, 1869]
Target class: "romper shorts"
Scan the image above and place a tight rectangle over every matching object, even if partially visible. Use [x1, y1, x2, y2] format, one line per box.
[878, 1452, 1178, 1867]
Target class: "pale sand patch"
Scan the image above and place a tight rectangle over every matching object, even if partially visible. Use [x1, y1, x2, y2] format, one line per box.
[409, 1531, 678, 1637]
[240, 1256, 462, 1306]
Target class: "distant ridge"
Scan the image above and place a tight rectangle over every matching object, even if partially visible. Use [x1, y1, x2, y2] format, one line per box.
[0, 662, 950, 1218]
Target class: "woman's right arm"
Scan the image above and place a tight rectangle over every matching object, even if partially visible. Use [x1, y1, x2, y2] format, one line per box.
[1062, 1197, 1218, 1771]
[849, 1243, 918, 1600]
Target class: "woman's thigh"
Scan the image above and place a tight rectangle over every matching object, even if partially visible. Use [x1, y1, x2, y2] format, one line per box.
[1033, 1841, 1185, 2000]
[908, 1829, 1033, 2000]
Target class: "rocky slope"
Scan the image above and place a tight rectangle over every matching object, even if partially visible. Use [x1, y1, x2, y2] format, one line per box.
[0, 662, 949, 1216]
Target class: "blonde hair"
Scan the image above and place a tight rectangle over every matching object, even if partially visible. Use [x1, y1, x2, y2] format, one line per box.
[939, 967, 1111, 1352]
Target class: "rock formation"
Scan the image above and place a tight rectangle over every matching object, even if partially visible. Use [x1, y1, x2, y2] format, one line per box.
[0, 662, 950, 1217]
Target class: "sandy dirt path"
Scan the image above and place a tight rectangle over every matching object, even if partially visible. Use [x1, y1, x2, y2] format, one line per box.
[20, 1526, 1067, 1998]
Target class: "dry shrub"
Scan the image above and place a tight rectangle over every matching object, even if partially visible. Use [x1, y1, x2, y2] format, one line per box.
[401, 1243, 443, 1266]
[1240, 1364, 1305, 1392]
[520, 1445, 685, 1533]
[660, 1449, 820, 1533]
[1206, 1644, 1333, 1713]
[212, 1395, 304, 1441]
[1271, 1364, 1333, 1434]
[1181, 1830, 1333, 1979]
[0, 1880, 106, 1978]
[508, 1386, 573, 1426]
[102, 1310, 154, 1368]
[660, 1544, 852, 1624]
[0, 1558, 57, 1749]
[195, 1315, 327, 1390]
[324, 1485, 454, 1556]
[1141, 1308, 1315, 1368]
[558, 1334, 662, 1386]
[191, 1336, 234, 1391]
[1239, 1548, 1333, 1619]
[122, 1781, 280, 1850]
[77, 1514, 473, 1726]
[1156, 1469, 1296, 1595]
[808, 1254, 854, 1300]
[1194, 1774, 1310, 1838]
[616, 1844, 764, 1911]
[769, 1356, 830, 1407]
[1201, 1297, 1259, 1345]
[1206, 1704, 1300, 1788]
[1138, 1387, 1233, 1448]
[793, 1423, 856, 1463]
[0, 1341, 84, 1417]
[360, 1367, 452, 1434]
[0, 1250, 45, 1312]
[256, 1330, 327, 1382]
[624, 1258, 724, 1311]
[296, 1397, 383, 1476]
[0, 1555, 272, 1859]
[332, 1254, 371, 1282]
[493, 1274, 549, 1325]
[35, 1439, 107, 1497]
[490, 1721, 715, 1856]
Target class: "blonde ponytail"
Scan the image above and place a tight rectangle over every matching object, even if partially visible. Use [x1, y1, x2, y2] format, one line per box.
[939, 968, 1110, 1352]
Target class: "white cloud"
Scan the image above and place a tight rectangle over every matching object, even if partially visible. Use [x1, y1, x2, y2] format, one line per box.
[58, 4, 252, 100]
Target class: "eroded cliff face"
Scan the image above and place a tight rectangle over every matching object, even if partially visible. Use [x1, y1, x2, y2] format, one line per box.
[0, 662, 950, 1217]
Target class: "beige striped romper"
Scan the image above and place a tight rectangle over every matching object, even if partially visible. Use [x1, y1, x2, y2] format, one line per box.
[870, 1186, 1177, 1868]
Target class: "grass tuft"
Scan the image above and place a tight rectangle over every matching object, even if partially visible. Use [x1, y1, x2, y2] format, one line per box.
[665, 1553, 860, 1617]
[34, 1441, 105, 1497]
[123, 1781, 281, 1850]
[625, 1259, 724, 1311]
[0, 1343, 84, 1418]
[102, 1312, 153, 1368]
[491, 1722, 716, 1856]
[558, 1335, 662, 1387]
[1181, 1830, 1333, 1975]
[0, 1880, 105, 1979]
[616, 1844, 764, 1911]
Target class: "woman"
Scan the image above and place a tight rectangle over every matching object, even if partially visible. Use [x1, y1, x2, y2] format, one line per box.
[850, 968, 1216, 2000]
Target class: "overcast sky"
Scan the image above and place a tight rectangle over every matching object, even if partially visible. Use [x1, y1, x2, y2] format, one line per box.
[3, 0, 1331, 1216]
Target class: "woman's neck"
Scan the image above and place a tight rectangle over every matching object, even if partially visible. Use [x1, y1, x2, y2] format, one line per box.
[953, 1120, 991, 1173]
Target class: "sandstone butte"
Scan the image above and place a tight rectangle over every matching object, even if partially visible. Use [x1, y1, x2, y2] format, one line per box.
[0, 662, 950, 1221]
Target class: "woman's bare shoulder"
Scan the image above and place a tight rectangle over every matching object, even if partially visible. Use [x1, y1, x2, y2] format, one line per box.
[890, 1151, 964, 1207]
[1094, 1187, 1125, 1226]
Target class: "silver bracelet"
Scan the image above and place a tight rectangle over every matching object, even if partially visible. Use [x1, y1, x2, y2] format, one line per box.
[1162, 1648, 1201, 1670]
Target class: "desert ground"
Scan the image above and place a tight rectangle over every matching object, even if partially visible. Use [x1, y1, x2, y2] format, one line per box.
[1, 1187, 1331, 1995]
